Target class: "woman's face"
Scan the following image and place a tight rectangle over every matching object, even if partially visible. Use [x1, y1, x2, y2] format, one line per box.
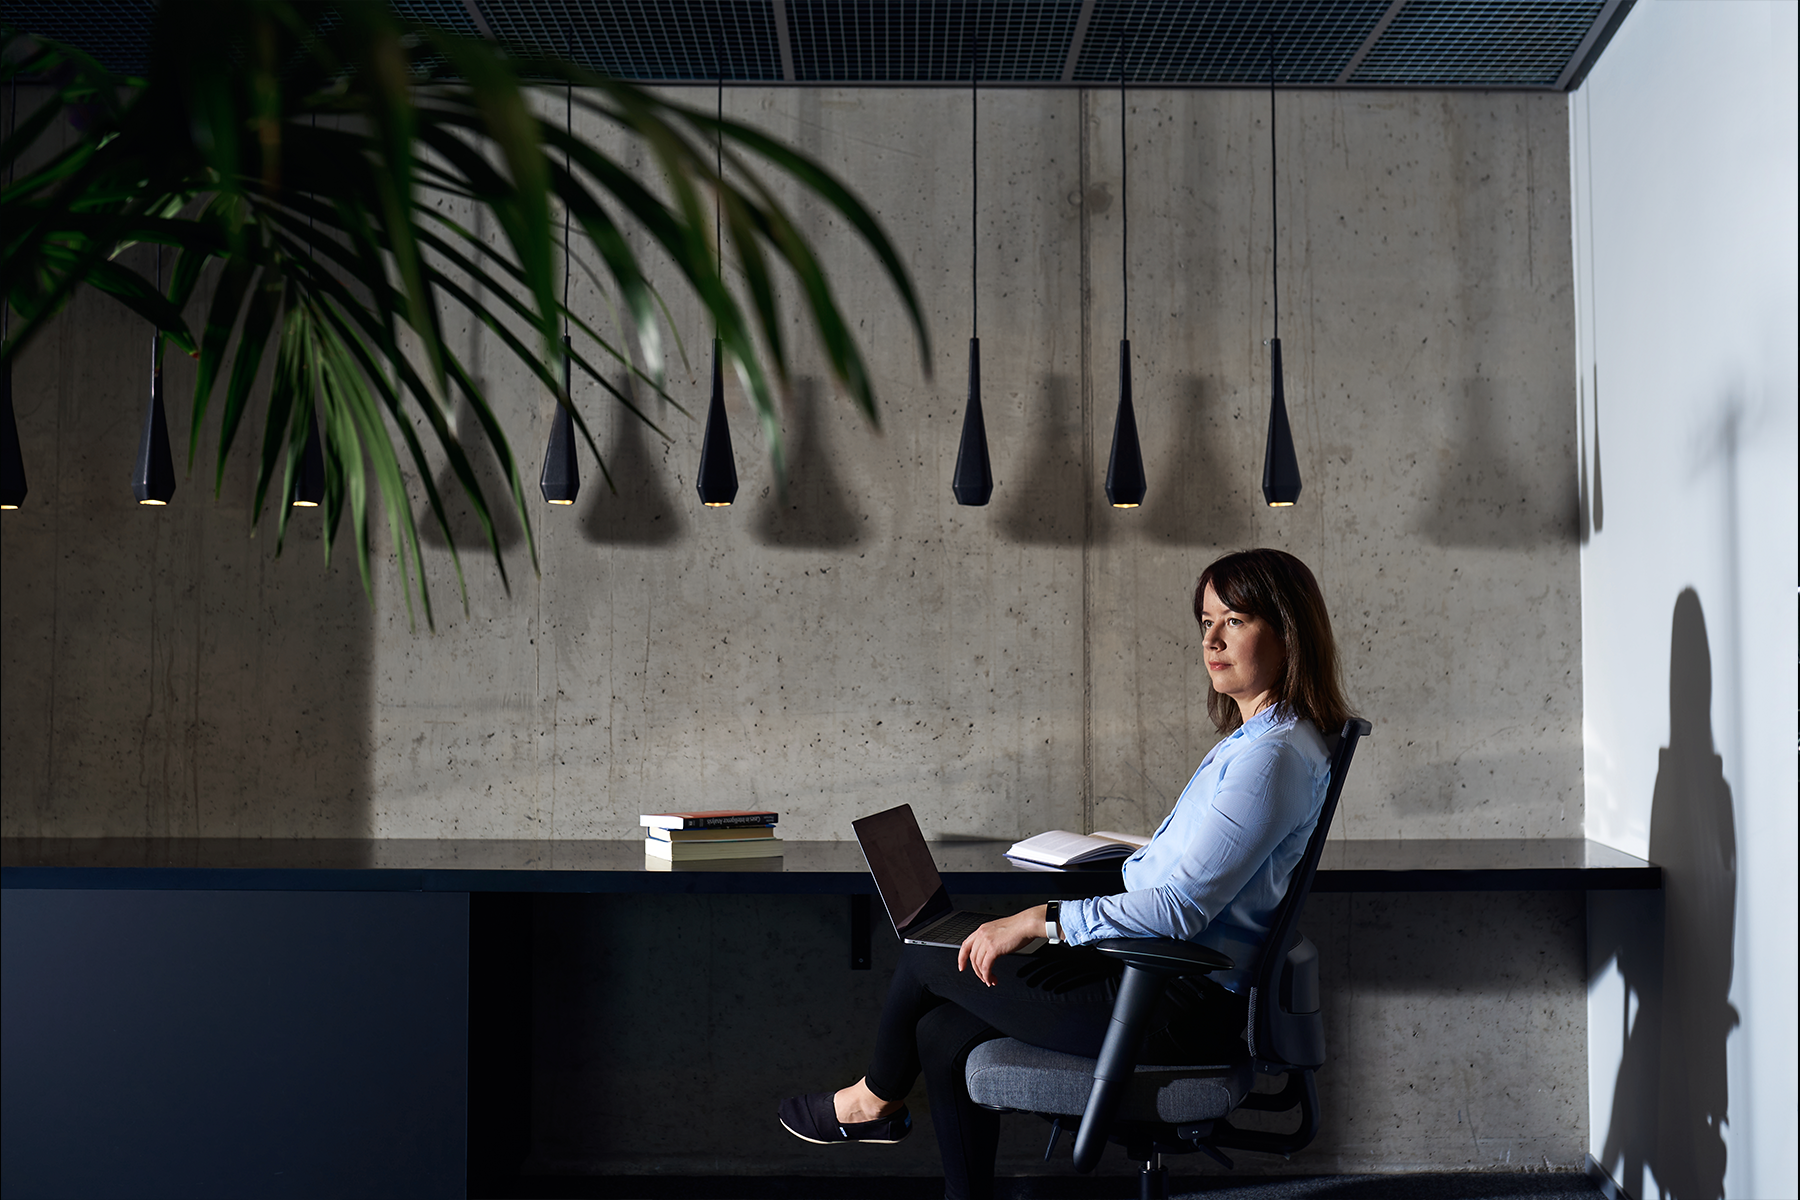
[1199, 582, 1287, 720]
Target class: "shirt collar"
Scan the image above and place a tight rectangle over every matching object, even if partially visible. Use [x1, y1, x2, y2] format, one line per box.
[1234, 704, 1283, 740]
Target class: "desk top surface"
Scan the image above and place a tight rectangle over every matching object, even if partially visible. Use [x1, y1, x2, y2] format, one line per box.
[1, 837, 1658, 893]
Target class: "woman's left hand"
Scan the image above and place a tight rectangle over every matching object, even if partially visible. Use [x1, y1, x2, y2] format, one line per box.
[957, 905, 1047, 986]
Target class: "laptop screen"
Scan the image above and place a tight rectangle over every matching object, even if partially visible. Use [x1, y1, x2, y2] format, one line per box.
[852, 804, 952, 934]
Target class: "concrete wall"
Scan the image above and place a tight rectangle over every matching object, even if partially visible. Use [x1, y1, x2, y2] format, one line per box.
[1571, 4, 1800, 1200]
[2, 87, 1587, 1173]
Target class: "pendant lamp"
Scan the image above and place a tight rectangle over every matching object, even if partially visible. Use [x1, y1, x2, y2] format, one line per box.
[696, 340, 737, 506]
[542, 80, 581, 506]
[696, 73, 737, 508]
[540, 336, 580, 504]
[0, 360, 23, 509]
[952, 41, 992, 507]
[0, 84, 20, 510]
[133, 248, 175, 505]
[1105, 58, 1146, 509]
[1260, 34, 1301, 508]
[292, 111, 326, 510]
[291, 415, 325, 506]
[0, 300, 22, 508]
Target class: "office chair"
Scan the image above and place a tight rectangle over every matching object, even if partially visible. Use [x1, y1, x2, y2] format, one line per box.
[965, 718, 1371, 1199]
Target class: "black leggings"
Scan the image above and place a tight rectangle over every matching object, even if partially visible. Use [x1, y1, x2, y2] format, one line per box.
[864, 943, 1247, 1200]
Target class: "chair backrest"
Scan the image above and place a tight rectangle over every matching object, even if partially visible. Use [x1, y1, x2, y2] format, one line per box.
[1246, 716, 1371, 1068]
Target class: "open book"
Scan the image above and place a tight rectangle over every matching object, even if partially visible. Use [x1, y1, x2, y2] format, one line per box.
[1005, 829, 1151, 869]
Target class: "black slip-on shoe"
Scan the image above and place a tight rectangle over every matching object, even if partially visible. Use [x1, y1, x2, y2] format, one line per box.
[778, 1091, 912, 1144]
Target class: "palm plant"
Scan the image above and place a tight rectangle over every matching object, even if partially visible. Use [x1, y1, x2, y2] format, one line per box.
[1, 1, 928, 627]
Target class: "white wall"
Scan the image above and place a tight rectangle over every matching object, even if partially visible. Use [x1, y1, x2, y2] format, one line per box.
[1573, 4, 1799, 1199]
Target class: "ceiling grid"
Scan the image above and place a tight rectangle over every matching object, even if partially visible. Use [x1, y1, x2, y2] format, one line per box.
[4, 0, 1631, 90]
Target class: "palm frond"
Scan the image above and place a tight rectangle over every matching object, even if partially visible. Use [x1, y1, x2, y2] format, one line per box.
[1, 2, 930, 629]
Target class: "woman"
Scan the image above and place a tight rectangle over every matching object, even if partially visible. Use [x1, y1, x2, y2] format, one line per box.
[780, 549, 1354, 1200]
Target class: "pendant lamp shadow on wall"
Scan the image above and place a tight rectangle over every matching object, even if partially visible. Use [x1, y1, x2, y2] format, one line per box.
[540, 336, 580, 505]
[0, 362, 26, 509]
[696, 340, 738, 507]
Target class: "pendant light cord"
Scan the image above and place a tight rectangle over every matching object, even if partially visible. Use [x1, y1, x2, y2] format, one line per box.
[716, 75, 723, 266]
[1269, 31, 1278, 339]
[970, 35, 978, 339]
[152, 241, 162, 372]
[564, 78, 572, 337]
[1120, 51, 1127, 339]
[4, 77, 13, 348]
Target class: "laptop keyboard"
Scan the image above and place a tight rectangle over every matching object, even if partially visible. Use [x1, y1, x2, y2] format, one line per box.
[914, 911, 990, 944]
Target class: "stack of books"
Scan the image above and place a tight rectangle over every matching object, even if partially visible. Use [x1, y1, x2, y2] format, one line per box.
[641, 809, 782, 863]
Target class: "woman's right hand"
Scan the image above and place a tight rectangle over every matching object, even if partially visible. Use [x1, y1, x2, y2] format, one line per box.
[957, 906, 1046, 985]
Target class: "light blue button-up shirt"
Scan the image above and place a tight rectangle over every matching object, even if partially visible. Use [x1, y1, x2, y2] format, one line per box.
[1059, 706, 1331, 993]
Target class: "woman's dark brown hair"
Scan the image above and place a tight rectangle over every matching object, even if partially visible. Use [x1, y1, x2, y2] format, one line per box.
[1194, 548, 1354, 735]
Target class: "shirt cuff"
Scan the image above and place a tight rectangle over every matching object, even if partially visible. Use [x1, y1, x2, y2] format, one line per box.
[1058, 897, 1100, 945]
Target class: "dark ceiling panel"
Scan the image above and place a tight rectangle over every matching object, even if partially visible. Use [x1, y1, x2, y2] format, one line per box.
[6, 0, 157, 77]
[1074, 0, 1391, 86]
[2, 0, 1634, 91]
[786, 0, 1082, 83]
[1348, 0, 1607, 87]
[480, 0, 784, 81]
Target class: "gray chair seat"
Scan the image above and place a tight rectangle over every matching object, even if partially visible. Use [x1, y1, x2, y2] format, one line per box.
[966, 1037, 1253, 1124]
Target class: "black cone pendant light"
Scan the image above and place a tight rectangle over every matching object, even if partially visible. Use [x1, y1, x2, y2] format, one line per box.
[1106, 341, 1145, 507]
[0, 310, 23, 509]
[132, 347, 176, 505]
[1105, 59, 1146, 509]
[696, 341, 737, 506]
[1260, 34, 1301, 508]
[696, 73, 737, 508]
[291, 414, 326, 507]
[1262, 338, 1300, 505]
[542, 81, 581, 507]
[133, 247, 175, 505]
[952, 41, 992, 507]
[952, 336, 991, 505]
[1, 84, 20, 511]
[540, 336, 580, 504]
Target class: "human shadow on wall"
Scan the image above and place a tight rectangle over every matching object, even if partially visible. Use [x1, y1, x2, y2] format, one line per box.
[997, 374, 1088, 546]
[753, 378, 863, 548]
[1418, 376, 1579, 549]
[1597, 588, 1737, 1200]
[1141, 373, 1250, 548]
[419, 388, 526, 553]
[581, 376, 683, 545]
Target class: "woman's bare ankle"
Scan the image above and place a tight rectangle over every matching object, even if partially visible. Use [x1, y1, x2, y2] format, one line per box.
[834, 1078, 901, 1123]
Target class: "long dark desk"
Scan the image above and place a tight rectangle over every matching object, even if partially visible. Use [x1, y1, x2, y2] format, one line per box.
[0, 837, 1656, 1197]
[1, 836, 1659, 892]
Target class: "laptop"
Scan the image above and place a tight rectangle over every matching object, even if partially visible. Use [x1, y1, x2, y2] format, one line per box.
[852, 803, 1043, 953]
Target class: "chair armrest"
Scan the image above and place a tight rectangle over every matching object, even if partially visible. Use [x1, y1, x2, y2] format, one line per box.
[1093, 937, 1233, 978]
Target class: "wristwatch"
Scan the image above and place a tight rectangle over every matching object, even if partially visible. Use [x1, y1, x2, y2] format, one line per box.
[1045, 901, 1063, 944]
